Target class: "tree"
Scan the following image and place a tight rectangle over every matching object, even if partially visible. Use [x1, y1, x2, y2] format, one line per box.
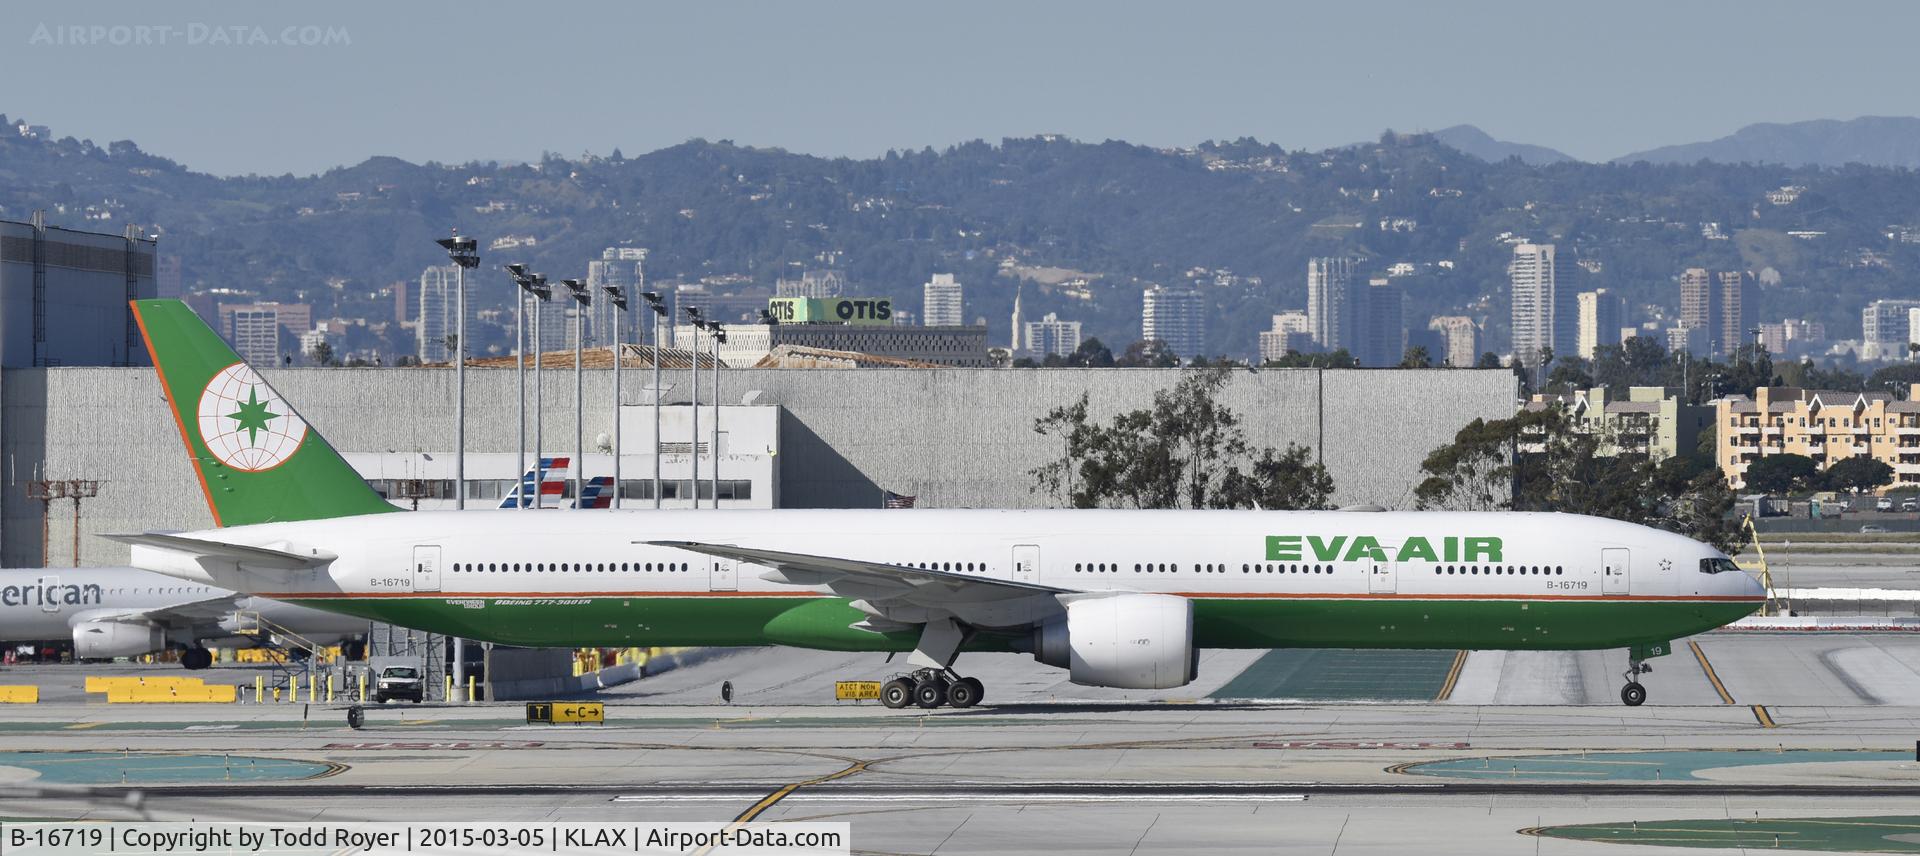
[1740, 453, 1818, 495]
[1116, 339, 1177, 368]
[1474, 352, 1502, 369]
[1823, 456, 1893, 494]
[308, 340, 336, 367]
[1263, 348, 1356, 369]
[1030, 367, 1334, 509]
[1220, 444, 1336, 510]
[1398, 345, 1432, 369]
[1066, 337, 1114, 368]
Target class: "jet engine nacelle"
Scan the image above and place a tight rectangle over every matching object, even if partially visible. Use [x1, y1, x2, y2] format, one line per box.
[72, 620, 165, 659]
[1032, 593, 1197, 689]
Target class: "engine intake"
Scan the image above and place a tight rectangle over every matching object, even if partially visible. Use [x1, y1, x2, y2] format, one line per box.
[72, 620, 165, 660]
[1032, 593, 1196, 689]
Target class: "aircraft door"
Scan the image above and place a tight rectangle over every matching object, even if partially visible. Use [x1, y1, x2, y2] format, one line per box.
[1369, 562, 1396, 594]
[1602, 548, 1630, 595]
[1012, 545, 1040, 584]
[36, 575, 59, 612]
[412, 546, 441, 593]
[709, 557, 737, 592]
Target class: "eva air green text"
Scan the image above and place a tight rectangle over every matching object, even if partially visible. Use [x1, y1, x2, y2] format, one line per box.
[1265, 535, 1502, 563]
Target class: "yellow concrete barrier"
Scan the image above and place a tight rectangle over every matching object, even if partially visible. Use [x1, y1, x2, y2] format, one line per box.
[105, 684, 238, 703]
[85, 676, 206, 693]
[0, 686, 39, 703]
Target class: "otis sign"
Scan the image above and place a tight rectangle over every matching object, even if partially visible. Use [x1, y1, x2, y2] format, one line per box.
[1266, 534, 1503, 563]
[767, 297, 893, 326]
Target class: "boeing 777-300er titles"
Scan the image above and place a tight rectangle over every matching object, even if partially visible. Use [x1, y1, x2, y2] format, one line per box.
[0, 566, 367, 669]
[115, 299, 1764, 708]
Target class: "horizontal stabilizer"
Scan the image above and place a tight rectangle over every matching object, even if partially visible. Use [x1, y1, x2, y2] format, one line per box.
[103, 533, 335, 570]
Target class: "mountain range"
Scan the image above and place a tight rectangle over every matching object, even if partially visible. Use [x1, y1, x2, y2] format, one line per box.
[4, 112, 1920, 362]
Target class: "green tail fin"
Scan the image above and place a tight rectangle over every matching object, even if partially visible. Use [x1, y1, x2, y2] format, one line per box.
[131, 299, 399, 526]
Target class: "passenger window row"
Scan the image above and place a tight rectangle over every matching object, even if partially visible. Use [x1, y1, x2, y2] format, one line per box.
[913, 562, 988, 573]
[1433, 565, 1564, 576]
[451, 562, 689, 573]
[1241, 564, 1335, 574]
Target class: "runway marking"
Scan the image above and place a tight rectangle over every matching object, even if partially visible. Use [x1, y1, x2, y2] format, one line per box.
[62, 722, 105, 730]
[1752, 705, 1778, 728]
[733, 759, 871, 823]
[1434, 650, 1467, 701]
[1689, 640, 1735, 705]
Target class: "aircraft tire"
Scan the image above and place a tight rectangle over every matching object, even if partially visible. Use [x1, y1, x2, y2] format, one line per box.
[946, 677, 983, 709]
[880, 679, 914, 709]
[1620, 682, 1646, 706]
[913, 678, 947, 709]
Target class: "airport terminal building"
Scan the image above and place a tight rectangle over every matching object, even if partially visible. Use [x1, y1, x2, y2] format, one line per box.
[1, 362, 1516, 567]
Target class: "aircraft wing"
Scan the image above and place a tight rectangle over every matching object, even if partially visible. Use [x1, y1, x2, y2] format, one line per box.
[643, 540, 1072, 611]
[102, 533, 335, 570]
[69, 595, 244, 630]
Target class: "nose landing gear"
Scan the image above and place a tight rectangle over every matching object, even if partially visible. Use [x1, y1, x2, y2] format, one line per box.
[880, 669, 985, 710]
[1620, 658, 1652, 706]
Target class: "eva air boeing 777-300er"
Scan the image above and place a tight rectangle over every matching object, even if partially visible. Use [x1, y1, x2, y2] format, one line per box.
[115, 299, 1764, 708]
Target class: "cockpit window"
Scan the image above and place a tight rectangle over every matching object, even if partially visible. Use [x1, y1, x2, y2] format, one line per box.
[1699, 558, 1741, 575]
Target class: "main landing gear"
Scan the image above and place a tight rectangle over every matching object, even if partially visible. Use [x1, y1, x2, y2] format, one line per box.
[880, 669, 985, 710]
[1620, 658, 1652, 706]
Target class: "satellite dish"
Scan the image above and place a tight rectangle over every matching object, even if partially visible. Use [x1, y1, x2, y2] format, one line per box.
[594, 432, 612, 452]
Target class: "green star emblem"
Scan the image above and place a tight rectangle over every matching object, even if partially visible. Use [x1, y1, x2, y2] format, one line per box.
[227, 386, 279, 446]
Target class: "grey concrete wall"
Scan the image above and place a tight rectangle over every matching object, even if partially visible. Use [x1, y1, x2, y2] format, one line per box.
[0, 365, 1515, 567]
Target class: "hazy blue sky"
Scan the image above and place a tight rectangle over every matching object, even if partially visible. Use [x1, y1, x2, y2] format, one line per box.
[5, 0, 1915, 176]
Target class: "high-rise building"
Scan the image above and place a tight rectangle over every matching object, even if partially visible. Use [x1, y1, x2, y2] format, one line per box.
[155, 254, 183, 299]
[226, 306, 284, 365]
[1356, 278, 1405, 367]
[1009, 285, 1024, 351]
[1862, 299, 1920, 362]
[1679, 268, 1713, 334]
[1509, 243, 1574, 367]
[392, 279, 411, 324]
[1716, 271, 1755, 356]
[922, 273, 965, 327]
[1142, 284, 1205, 359]
[1307, 257, 1360, 352]
[1427, 316, 1479, 367]
[417, 264, 482, 363]
[585, 247, 646, 347]
[1666, 324, 1709, 358]
[1023, 312, 1083, 359]
[1576, 289, 1625, 360]
[1257, 311, 1313, 363]
[1680, 268, 1757, 357]
[216, 301, 310, 341]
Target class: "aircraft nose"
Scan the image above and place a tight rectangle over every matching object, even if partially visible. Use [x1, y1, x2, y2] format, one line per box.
[1739, 568, 1767, 600]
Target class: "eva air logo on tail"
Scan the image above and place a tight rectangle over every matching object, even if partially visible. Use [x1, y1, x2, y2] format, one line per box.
[195, 363, 307, 471]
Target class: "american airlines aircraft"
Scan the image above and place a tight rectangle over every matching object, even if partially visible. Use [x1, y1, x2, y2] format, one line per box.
[116, 299, 1764, 707]
[0, 567, 367, 669]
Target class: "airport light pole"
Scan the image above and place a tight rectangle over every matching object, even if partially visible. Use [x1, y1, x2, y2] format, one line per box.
[642, 292, 667, 509]
[528, 274, 552, 508]
[505, 264, 533, 508]
[706, 321, 726, 509]
[565, 279, 591, 509]
[601, 280, 629, 510]
[684, 306, 703, 508]
[436, 234, 479, 510]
